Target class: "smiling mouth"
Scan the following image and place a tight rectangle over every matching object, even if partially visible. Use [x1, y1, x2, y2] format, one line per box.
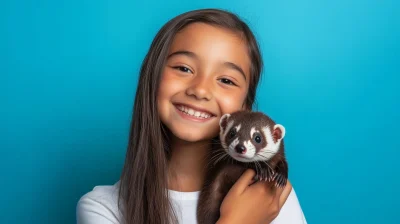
[174, 104, 215, 119]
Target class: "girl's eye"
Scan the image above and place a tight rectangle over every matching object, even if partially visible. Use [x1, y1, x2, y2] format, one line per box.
[173, 66, 193, 73]
[219, 78, 236, 86]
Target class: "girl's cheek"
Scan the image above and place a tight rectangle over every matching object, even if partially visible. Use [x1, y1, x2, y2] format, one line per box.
[159, 72, 185, 94]
[219, 92, 246, 113]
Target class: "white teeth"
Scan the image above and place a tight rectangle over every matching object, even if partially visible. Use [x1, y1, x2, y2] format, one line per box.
[177, 105, 212, 119]
[188, 108, 194, 115]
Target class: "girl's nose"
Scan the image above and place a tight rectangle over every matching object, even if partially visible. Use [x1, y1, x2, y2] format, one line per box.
[185, 75, 213, 101]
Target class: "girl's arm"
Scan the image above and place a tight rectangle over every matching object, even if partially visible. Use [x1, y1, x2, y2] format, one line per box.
[217, 169, 307, 224]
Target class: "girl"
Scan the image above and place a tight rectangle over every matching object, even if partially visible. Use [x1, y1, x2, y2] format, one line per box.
[77, 8, 307, 224]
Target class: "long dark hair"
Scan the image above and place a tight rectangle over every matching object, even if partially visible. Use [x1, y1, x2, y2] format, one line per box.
[118, 8, 263, 224]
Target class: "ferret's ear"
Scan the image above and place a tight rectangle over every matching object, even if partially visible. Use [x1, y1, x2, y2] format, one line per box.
[273, 124, 286, 141]
[220, 114, 231, 130]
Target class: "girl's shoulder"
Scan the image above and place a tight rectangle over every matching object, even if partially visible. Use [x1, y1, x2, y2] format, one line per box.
[272, 187, 308, 224]
[76, 181, 123, 224]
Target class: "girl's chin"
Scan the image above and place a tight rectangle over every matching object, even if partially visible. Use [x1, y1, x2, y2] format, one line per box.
[173, 134, 212, 143]
[170, 128, 218, 143]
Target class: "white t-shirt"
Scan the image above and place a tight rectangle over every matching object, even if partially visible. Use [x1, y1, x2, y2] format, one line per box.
[76, 181, 307, 224]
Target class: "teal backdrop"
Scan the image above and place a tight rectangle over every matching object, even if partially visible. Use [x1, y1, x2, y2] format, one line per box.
[2, 0, 399, 223]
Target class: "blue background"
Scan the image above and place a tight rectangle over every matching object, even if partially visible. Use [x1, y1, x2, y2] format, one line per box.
[2, 0, 399, 223]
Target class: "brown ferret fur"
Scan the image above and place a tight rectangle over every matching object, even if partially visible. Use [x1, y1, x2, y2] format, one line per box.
[197, 111, 288, 224]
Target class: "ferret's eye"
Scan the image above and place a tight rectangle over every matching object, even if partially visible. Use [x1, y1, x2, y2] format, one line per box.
[254, 135, 262, 143]
[229, 129, 236, 138]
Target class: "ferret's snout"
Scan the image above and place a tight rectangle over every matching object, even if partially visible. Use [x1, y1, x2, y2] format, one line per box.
[235, 144, 246, 154]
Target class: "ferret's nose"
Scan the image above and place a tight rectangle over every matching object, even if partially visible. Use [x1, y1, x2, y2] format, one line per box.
[235, 145, 246, 154]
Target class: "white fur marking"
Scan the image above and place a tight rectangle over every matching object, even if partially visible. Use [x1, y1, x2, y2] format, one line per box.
[257, 126, 281, 160]
[227, 140, 256, 163]
[250, 127, 257, 138]
[243, 140, 256, 158]
[219, 114, 231, 127]
[228, 137, 240, 153]
[220, 120, 234, 149]
[236, 124, 241, 132]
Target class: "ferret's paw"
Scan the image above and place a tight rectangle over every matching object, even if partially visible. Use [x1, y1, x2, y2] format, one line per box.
[273, 160, 288, 188]
[274, 173, 287, 188]
[253, 174, 261, 182]
[257, 167, 275, 182]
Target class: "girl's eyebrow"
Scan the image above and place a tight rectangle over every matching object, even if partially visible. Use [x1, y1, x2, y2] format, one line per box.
[167, 50, 197, 59]
[167, 50, 247, 81]
[223, 62, 247, 81]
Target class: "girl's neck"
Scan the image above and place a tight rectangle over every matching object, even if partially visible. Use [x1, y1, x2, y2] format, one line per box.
[167, 137, 211, 192]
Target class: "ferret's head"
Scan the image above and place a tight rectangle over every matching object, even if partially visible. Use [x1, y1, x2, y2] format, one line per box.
[219, 111, 285, 163]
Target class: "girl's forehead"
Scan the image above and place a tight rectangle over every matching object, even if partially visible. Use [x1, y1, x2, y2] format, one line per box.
[169, 22, 251, 78]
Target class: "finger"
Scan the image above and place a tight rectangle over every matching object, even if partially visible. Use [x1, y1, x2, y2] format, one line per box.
[230, 169, 256, 194]
[255, 180, 285, 202]
[248, 178, 273, 193]
[278, 180, 292, 209]
[266, 182, 284, 202]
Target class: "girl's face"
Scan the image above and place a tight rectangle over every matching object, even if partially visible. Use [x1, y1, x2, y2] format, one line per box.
[157, 22, 251, 143]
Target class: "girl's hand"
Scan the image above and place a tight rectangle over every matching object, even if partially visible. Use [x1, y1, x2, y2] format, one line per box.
[217, 169, 292, 224]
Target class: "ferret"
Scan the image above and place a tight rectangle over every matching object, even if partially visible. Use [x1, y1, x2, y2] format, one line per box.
[197, 110, 288, 224]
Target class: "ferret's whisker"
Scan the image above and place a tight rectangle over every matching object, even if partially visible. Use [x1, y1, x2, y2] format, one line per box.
[207, 148, 225, 163]
[213, 153, 229, 166]
[211, 152, 224, 166]
[256, 155, 274, 171]
[210, 151, 224, 159]
[209, 149, 225, 158]
[260, 151, 279, 155]
[208, 151, 225, 166]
